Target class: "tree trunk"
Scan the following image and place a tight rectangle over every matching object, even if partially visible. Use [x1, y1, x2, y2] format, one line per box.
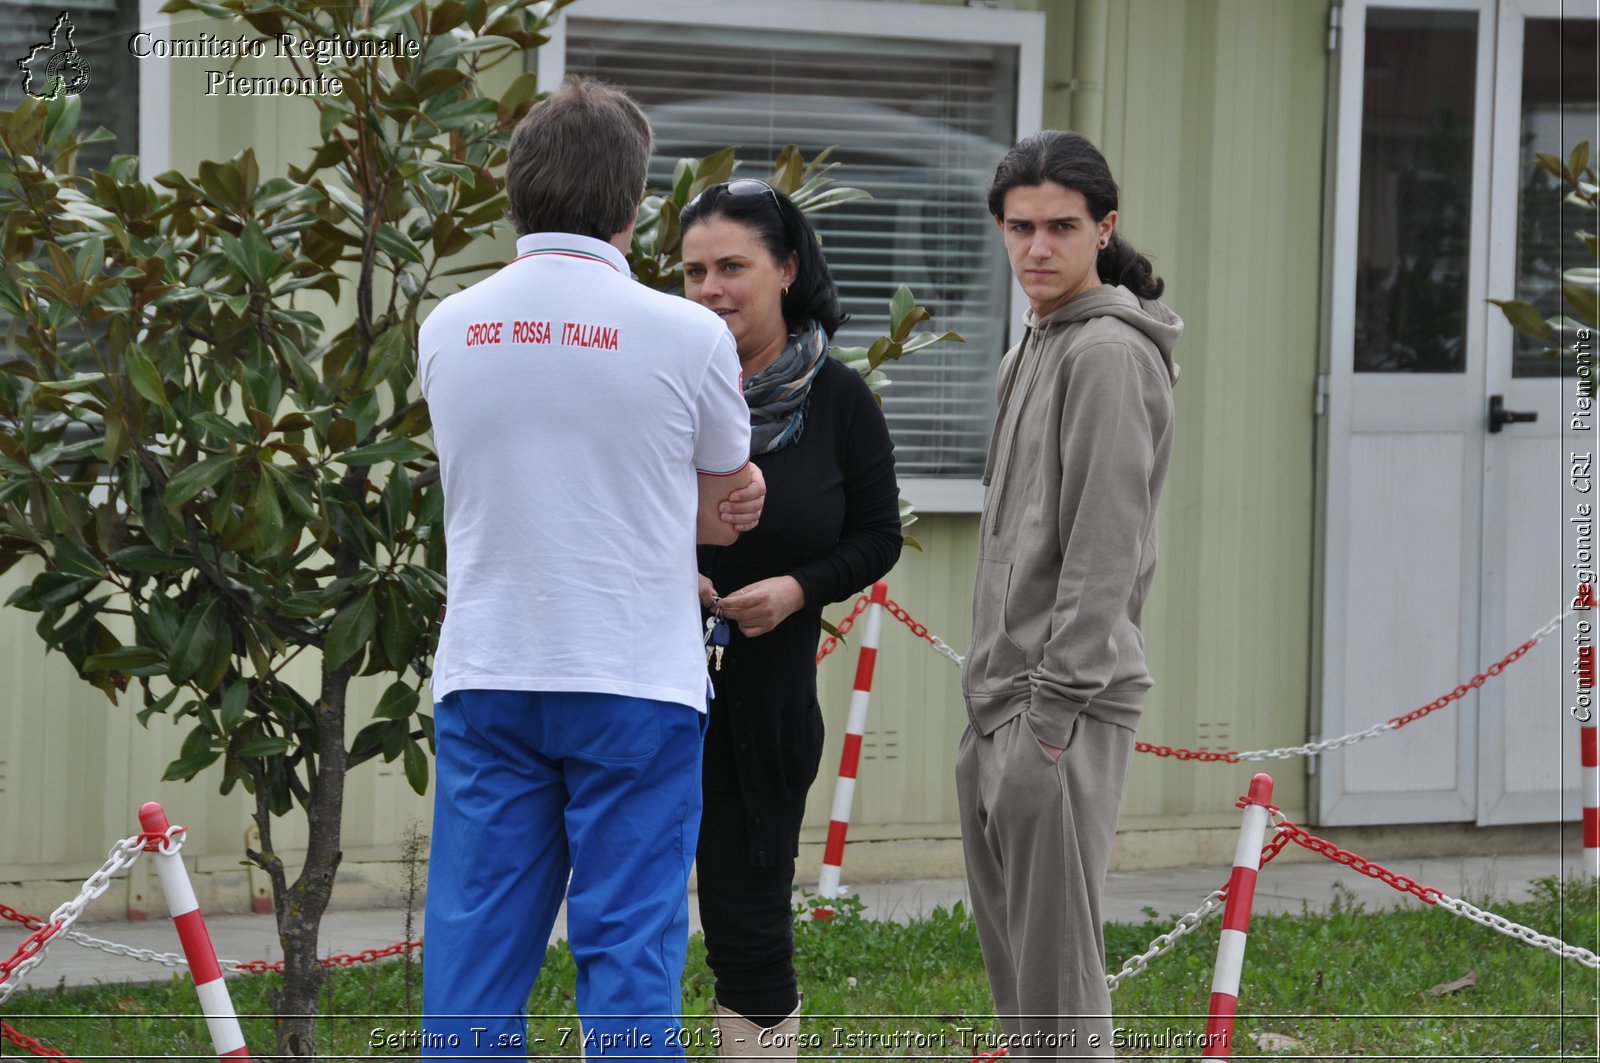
[269, 656, 354, 1058]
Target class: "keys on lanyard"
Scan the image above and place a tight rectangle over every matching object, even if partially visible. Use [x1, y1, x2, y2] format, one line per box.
[704, 597, 731, 672]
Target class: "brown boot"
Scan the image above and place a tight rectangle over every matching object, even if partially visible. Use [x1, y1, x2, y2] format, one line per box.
[713, 997, 801, 1060]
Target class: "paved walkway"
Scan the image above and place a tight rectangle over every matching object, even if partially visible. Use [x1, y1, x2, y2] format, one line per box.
[1, 849, 1585, 992]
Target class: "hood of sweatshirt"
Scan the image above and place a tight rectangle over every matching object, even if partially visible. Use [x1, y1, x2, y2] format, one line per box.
[1025, 284, 1183, 384]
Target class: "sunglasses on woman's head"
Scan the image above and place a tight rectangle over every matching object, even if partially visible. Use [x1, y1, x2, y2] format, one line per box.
[687, 178, 780, 211]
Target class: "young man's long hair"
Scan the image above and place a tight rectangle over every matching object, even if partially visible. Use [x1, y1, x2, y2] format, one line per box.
[988, 130, 1164, 300]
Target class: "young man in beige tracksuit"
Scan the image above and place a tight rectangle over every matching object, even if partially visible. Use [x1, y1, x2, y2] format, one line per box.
[958, 130, 1182, 1060]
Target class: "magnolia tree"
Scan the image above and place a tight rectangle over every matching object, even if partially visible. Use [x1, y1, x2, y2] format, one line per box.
[1492, 141, 1598, 382]
[0, 0, 952, 1055]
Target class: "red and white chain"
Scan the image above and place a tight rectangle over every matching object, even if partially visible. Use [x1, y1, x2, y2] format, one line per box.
[1, 1019, 80, 1060]
[852, 595, 1572, 765]
[1224, 606, 1571, 763]
[13, 926, 421, 975]
[1432, 893, 1600, 969]
[816, 594, 870, 664]
[1260, 800, 1599, 968]
[0, 827, 181, 1005]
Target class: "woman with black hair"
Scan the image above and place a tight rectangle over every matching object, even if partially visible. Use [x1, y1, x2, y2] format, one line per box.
[680, 180, 902, 1058]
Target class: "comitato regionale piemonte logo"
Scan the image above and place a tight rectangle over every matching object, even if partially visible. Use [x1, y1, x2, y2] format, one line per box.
[18, 11, 92, 101]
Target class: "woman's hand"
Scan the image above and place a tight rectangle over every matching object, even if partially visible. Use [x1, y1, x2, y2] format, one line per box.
[698, 575, 719, 610]
[718, 576, 805, 638]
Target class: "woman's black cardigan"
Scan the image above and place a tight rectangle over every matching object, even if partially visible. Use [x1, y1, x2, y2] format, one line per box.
[697, 354, 903, 867]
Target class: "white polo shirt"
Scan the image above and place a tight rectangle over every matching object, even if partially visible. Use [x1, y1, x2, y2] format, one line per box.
[419, 232, 750, 711]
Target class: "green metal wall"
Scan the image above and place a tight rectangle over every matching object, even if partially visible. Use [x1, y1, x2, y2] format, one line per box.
[0, 0, 1329, 898]
[806, 0, 1328, 842]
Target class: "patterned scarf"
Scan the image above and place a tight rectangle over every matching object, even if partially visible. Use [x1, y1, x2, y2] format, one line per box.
[743, 321, 828, 455]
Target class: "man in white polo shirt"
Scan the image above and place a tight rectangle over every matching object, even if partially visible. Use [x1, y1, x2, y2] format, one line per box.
[417, 76, 757, 1059]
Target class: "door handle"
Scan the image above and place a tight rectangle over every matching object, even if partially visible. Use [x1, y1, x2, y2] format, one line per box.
[1488, 394, 1537, 433]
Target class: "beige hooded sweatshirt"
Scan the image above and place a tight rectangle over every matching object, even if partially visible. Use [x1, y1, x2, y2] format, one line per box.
[963, 283, 1182, 746]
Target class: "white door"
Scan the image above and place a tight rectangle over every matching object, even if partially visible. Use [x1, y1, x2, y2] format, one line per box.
[1478, 0, 1597, 826]
[1321, 0, 1594, 826]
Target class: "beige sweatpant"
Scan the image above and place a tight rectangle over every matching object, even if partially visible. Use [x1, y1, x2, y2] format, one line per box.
[956, 710, 1136, 1060]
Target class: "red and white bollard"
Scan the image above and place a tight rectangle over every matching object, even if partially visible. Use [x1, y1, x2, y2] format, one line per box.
[1584, 723, 1599, 878]
[1202, 773, 1274, 1059]
[815, 580, 889, 915]
[139, 802, 251, 1060]
[1578, 584, 1599, 878]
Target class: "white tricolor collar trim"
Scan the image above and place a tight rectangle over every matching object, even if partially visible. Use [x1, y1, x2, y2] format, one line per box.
[512, 232, 628, 274]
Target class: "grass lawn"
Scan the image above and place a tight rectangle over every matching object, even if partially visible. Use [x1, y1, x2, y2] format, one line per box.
[4, 878, 1595, 1060]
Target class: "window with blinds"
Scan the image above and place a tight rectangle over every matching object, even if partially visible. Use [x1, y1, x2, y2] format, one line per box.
[2, 0, 141, 175]
[563, 17, 1019, 480]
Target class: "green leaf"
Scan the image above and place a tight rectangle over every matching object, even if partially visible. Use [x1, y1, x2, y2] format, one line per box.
[136, 685, 181, 727]
[253, 472, 284, 554]
[109, 545, 191, 573]
[403, 739, 429, 795]
[865, 336, 893, 371]
[164, 723, 221, 781]
[382, 717, 410, 760]
[375, 224, 425, 266]
[241, 220, 282, 286]
[220, 679, 249, 733]
[336, 438, 431, 466]
[370, 0, 417, 27]
[672, 158, 695, 205]
[358, 325, 411, 392]
[73, 235, 105, 283]
[349, 720, 391, 762]
[373, 681, 419, 721]
[888, 285, 914, 332]
[165, 454, 234, 508]
[1571, 141, 1592, 182]
[1563, 282, 1599, 326]
[1489, 298, 1557, 341]
[167, 597, 224, 685]
[379, 585, 424, 667]
[82, 645, 167, 675]
[689, 147, 737, 196]
[325, 589, 377, 669]
[381, 463, 413, 538]
[124, 347, 171, 411]
[198, 159, 246, 213]
[790, 186, 871, 213]
[498, 72, 542, 120]
[1537, 151, 1571, 182]
[41, 92, 83, 148]
[897, 330, 963, 356]
[8, 571, 99, 612]
[145, 592, 182, 646]
[33, 373, 107, 394]
[52, 538, 104, 578]
[770, 144, 804, 194]
[234, 735, 293, 758]
[429, 0, 469, 33]
[163, 749, 221, 781]
[263, 463, 317, 520]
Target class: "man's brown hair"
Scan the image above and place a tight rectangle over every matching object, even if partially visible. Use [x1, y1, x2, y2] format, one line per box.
[505, 75, 653, 240]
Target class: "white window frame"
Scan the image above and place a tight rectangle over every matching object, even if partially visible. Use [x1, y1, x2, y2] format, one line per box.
[136, 0, 171, 179]
[538, 0, 1044, 513]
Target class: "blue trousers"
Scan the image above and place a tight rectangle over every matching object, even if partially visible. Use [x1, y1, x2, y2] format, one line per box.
[421, 689, 706, 1060]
